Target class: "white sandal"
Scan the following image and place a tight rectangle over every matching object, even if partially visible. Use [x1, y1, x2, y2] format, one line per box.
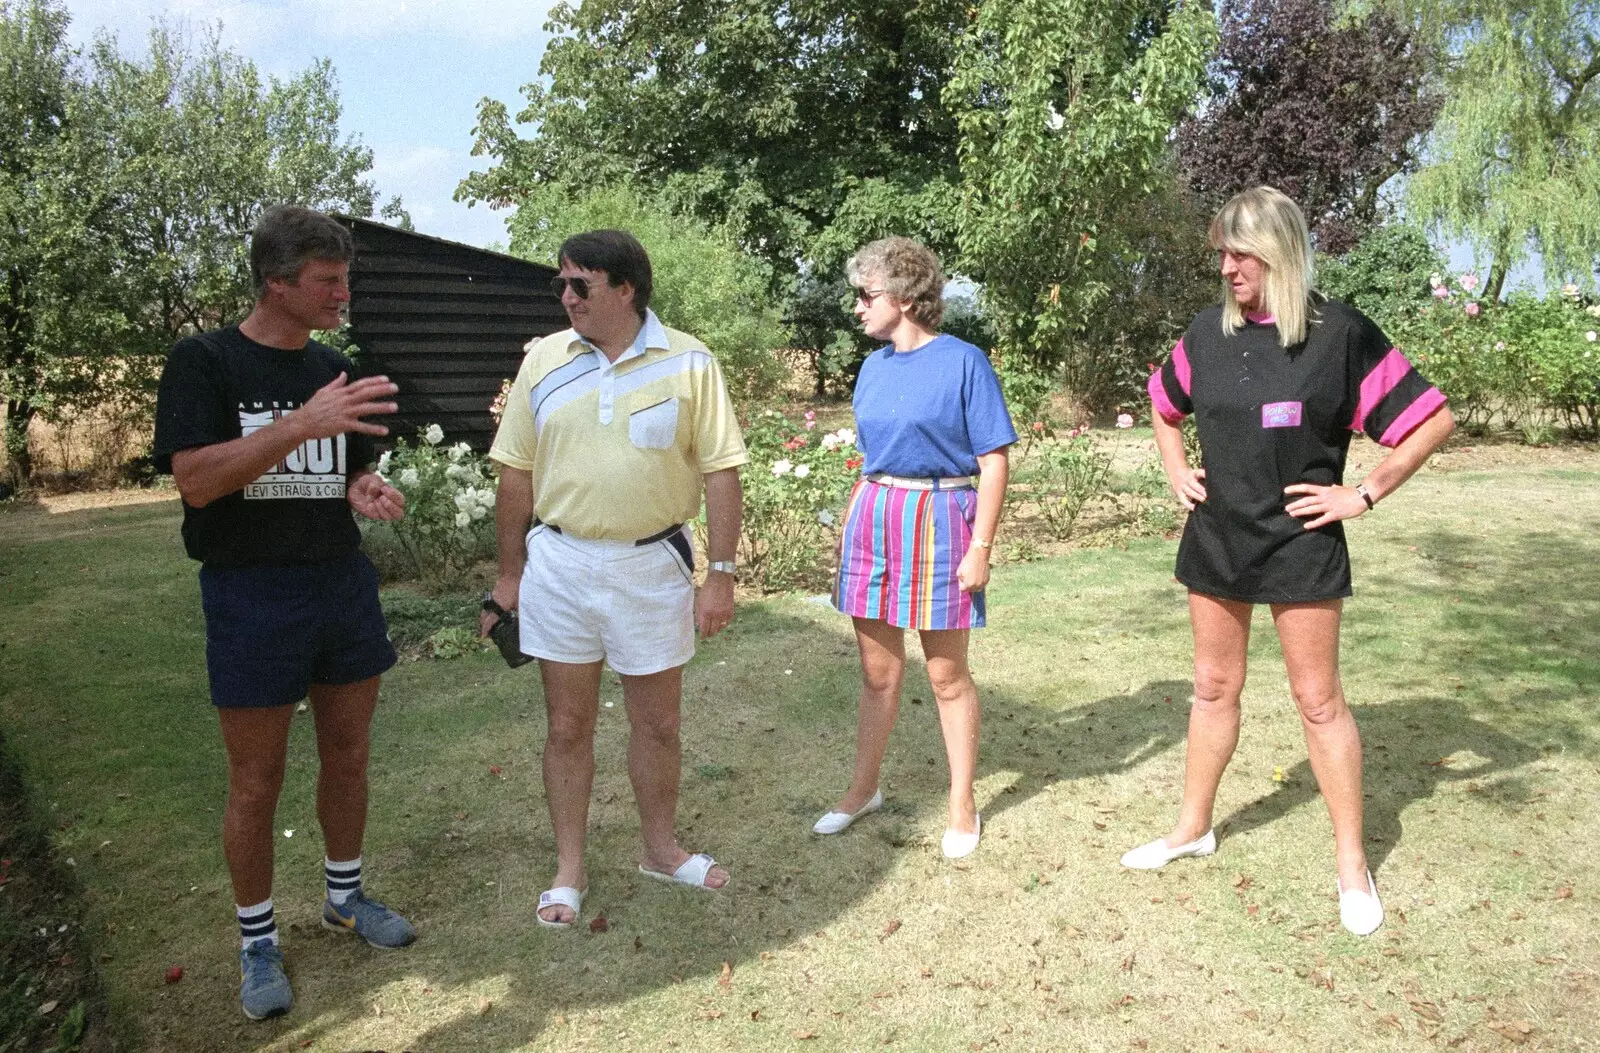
[536, 885, 585, 929]
[941, 814, 982, 859]
[638, 853, 725, 890]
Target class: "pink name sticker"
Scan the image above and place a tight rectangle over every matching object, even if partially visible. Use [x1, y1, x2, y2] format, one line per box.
[1262, 401, 1303, 428]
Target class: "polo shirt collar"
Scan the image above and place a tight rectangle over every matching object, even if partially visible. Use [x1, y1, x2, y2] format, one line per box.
[572, 309, 670, 367]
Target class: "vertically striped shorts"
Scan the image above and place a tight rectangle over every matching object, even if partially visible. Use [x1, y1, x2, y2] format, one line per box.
[832, 478, 985, 630]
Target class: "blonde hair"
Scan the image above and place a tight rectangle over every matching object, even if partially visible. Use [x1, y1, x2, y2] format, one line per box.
[1208, 187, 1316, 348]
[846, 236, 945, 330]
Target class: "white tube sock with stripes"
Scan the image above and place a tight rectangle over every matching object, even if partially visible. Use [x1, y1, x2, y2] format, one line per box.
[325, 856, 361, 905]
[237, 899, 277, 949]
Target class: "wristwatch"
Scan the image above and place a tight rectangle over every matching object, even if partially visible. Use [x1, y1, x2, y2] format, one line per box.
[1355, 484, 1375, 510]
[971, 537, 992, 550]
[707, 560, 737, 574]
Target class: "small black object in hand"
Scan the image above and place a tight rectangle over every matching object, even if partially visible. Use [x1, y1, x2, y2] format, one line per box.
[482, 595, 535, 668]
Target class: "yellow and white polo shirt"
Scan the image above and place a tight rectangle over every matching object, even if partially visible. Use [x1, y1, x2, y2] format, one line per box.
[489, 310, 749, 541]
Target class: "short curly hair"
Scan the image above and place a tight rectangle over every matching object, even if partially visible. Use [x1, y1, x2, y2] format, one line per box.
[846, 237, 945, 330]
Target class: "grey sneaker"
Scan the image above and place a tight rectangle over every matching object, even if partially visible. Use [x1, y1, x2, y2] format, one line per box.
[239, 939, 292, 1020]
[321, 891, 416, 948]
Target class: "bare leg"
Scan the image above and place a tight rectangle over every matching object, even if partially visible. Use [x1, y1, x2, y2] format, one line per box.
[919, 628, 979, 835]
[309, 676, 380, 863]
[834, 617, 907, 815]
[217, 705, 296, 906]
[1167, 592, 1252, 845]
[536, 659, 602, 923]
[625, 665, 729, 888]
[1271, 600, 1369, 891]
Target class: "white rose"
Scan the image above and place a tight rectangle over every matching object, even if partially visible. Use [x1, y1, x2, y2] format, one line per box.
[425, 424, 445, 445]
[449, 442, 471, 462]
[1588, 304, 1600, 317]
[772, 459, 793, 476]
[817, 509, 835, 526]
[471, 504, 488, 520]
[820, 434, 841, 452]
[454, 492, 472, 510]
[1588, 331, 1598, 342]
[454, 511, 471, 528]
[377, 451, 391, 475]
[479, 490, 497, 509]
[837, 428, 855, 445]
[399, 468, 419, 487]
[795, 463, 811, 478]
[445, 464, 466, 480]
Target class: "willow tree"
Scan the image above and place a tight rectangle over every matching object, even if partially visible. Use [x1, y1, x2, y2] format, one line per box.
[1402, 0, 1600, 298]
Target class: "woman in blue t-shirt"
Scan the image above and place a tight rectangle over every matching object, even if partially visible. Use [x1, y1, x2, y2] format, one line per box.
[814, 237, 1017, 858]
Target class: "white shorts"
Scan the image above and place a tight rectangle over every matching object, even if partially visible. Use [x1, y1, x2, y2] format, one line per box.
[519, 524, 695, 675]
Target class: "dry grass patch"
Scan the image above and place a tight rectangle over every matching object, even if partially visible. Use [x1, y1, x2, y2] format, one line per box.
[0, 457, 1596, 1051]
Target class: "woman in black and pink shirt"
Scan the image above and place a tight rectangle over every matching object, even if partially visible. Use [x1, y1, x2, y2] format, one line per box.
[1122, 187, 1454, 937]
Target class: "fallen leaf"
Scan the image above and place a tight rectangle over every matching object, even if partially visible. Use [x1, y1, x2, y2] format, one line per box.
[880, 919, 902, 941]
[794, 1030, 818, 1040]
[477, 997, 492, 1015]
[489, 765, 503, 775]
[1555, 885, 1574, 900]
[589, 914, 609, 933]
[634, 935, 643, 951]
[37, 1000, 58, 1015]
[700, 1010, 724, 1020]
[920, 967, 933, 978]
[719, 961, 733, 988]
[164, 965, 183, 984]
[1408, 998, 1443, 1022]
[1246, 904, 1260, 916]
[751, 1009, 762, 1021]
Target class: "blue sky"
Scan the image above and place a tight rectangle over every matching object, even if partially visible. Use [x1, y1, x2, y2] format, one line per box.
[62, 0, 560, 248]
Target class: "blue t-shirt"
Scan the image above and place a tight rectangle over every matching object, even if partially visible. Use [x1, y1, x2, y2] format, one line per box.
[852, 334, 1018, 478]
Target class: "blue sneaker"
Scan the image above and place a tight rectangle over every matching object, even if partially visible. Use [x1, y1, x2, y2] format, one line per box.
[321, 891, 416, 948]
[239, 939, 292, 1020]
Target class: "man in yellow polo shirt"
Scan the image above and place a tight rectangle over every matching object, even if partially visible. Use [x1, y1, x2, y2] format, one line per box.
[482, 229, 747, 928]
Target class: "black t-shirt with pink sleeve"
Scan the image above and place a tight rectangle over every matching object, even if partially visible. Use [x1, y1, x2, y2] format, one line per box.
[1147, 298, 1446, 603]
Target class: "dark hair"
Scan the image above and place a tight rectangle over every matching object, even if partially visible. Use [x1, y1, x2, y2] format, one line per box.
[250, 205, 355, 299]
[558, 229, 653, 319]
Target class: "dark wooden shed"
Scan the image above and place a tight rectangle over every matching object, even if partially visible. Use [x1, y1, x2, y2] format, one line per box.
[336, 215, 566, 451]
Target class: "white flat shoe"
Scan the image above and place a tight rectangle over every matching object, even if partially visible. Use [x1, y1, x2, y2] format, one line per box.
[1339, 869, 1384, 936]
[941, 814, 981, 859]
[812, 789, 883, 835]
[1119, 829, 1216, 870]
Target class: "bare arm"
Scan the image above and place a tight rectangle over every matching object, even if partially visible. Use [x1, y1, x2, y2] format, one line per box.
[954, 448, 1009, 593]
[697, 467, 742, 638]
[1285, 406, 1456, 529]
[170, 372, 398, 508]
[1152, 411, 1206, 509]
[480, 466, 534, 635]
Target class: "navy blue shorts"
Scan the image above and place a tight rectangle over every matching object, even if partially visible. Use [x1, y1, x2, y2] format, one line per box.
[199, 551, 397, 708]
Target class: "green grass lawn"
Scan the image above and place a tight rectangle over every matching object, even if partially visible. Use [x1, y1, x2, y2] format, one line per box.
[1, 450, 1597, 1052]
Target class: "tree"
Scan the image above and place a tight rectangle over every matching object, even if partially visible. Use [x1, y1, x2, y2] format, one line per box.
[947, 0, 1217, 398]
[1177, 0, 1438, 253]
[458, 0, 970, 285]
[1399, 0, 1600, 298]
[0, 0, 100, 480]
[0, 5, 387, 482]
[509, 180, 788, 400]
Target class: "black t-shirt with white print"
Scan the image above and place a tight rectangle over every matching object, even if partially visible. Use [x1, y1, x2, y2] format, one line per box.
[1147, 298, 1446, 603]
[153, 325, 374, 567]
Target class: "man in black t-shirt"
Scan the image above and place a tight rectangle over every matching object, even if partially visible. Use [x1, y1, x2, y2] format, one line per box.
[153, 206, 415, 1021]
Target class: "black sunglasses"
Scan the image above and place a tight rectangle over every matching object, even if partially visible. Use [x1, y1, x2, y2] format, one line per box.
[551, 275, 599, 299]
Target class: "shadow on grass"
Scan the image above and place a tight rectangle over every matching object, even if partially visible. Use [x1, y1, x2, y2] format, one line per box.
[1215, 696, 1543, 874]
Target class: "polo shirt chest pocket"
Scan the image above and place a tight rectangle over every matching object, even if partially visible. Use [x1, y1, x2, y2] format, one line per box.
[628, 397, 680, 449]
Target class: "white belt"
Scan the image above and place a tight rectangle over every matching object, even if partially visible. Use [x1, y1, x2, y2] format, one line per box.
[864, 472, 977, 491]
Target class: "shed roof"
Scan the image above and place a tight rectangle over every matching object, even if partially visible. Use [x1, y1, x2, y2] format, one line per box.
[336, 215, 566, 451]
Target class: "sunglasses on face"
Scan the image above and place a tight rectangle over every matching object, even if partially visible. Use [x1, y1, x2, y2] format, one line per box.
[854, 287, 888, 305]
[551, 275, 600, 300]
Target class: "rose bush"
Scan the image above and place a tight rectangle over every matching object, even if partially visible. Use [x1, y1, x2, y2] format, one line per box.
[737, 409, 860, 592]
[367, 424, 497, 588]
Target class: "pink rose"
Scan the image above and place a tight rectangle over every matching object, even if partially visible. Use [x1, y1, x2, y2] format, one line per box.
[1464, 302, 1481, 317]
